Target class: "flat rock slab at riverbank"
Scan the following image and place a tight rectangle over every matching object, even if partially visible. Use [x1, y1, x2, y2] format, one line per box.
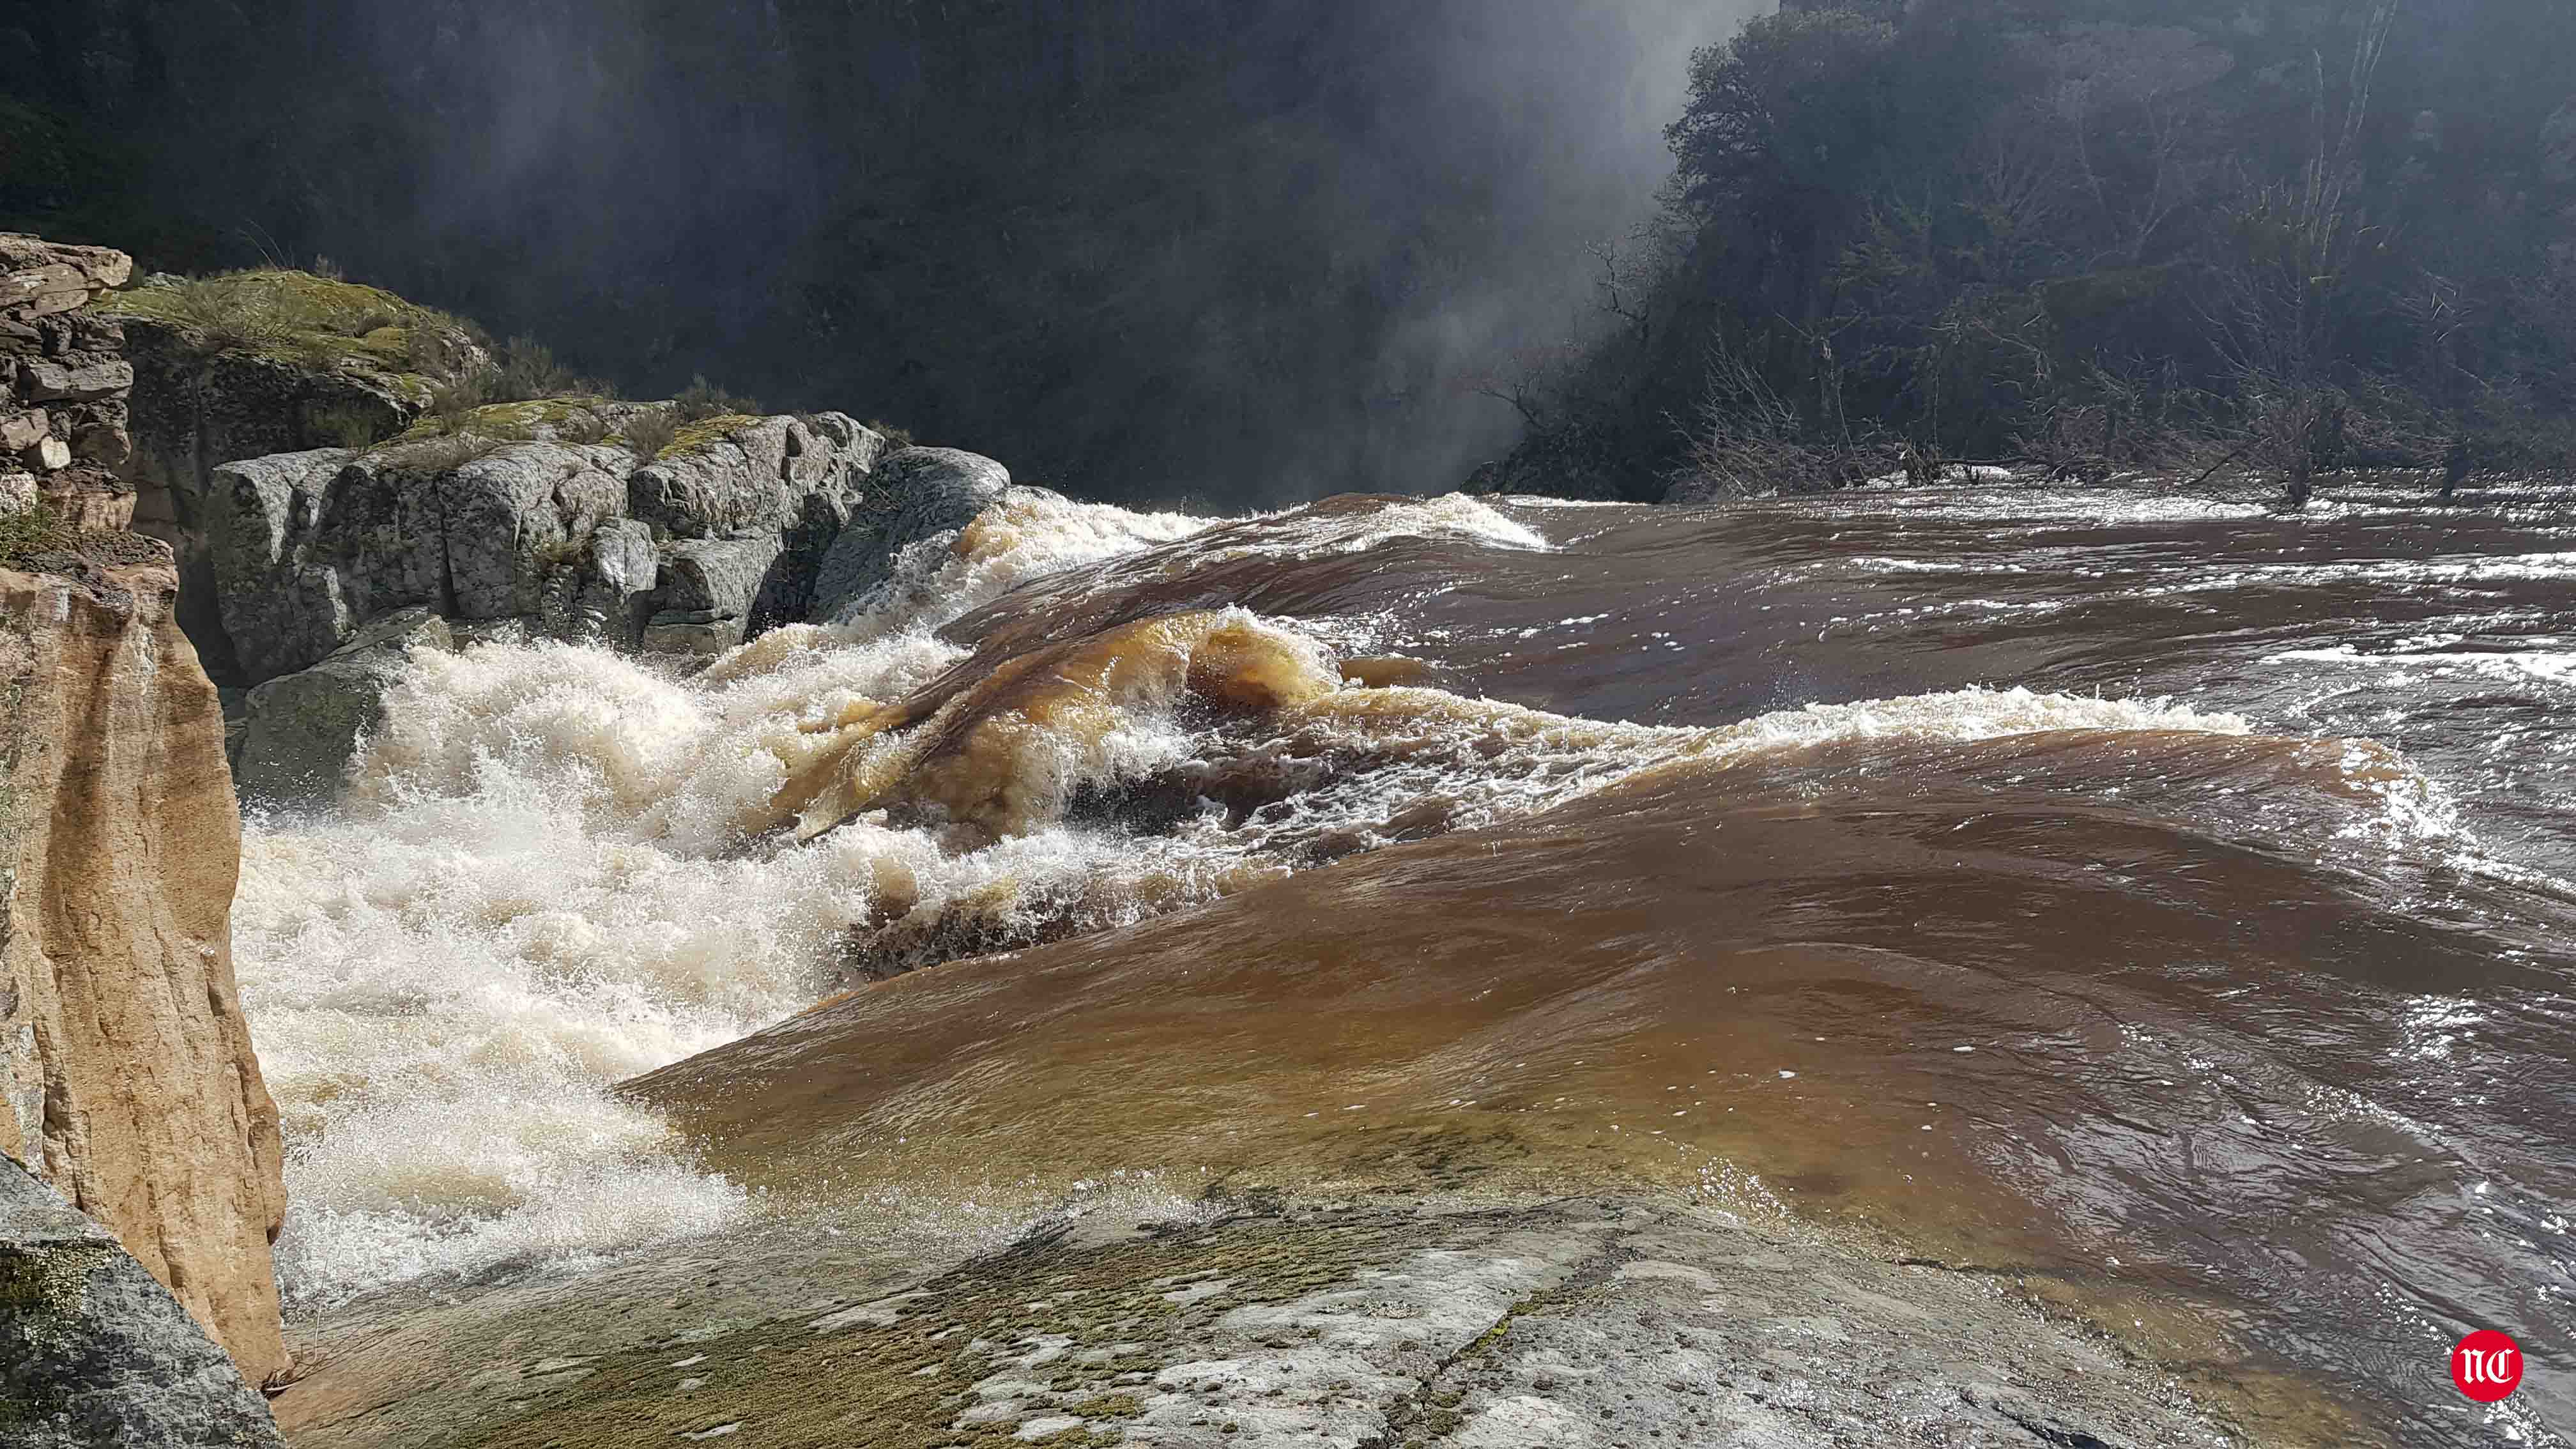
[274, 1192, 2234, 1449]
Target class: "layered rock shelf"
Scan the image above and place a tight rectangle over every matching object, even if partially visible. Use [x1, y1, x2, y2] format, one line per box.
[0, 236, 139, 533]
[199, 408, 892, 686]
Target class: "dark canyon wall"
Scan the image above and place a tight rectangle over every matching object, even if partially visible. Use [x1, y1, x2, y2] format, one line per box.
[0, 0, 1756, 504]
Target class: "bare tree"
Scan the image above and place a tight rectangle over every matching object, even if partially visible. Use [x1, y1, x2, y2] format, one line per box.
[2201, 1, 2398, 506]
[1671, 328, 1876, 500]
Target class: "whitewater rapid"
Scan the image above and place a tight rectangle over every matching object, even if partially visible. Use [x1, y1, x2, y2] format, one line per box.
[233, 491, 2268, 1307]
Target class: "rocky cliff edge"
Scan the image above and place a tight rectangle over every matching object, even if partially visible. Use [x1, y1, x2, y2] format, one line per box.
[0, 233, 290, 1399]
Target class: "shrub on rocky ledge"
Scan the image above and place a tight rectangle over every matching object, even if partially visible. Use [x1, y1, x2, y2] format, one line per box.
[674, 373, 762, 422]
[0, 499, 75, 567]
[618, 409, 680, 460]
[490, 335, 615, 405]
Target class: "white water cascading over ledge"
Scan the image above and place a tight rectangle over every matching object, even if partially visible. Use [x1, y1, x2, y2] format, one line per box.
[237, 489, 2285, 1307]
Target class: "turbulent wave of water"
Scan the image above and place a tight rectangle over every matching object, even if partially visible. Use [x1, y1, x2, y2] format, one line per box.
[238, 488, 2250, 1305]
[234, 477, 2576, 1446]
[234, 493, 1599, 1302]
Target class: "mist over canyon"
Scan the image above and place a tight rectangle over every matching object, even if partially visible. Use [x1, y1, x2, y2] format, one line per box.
[4, 0, 1756, 503]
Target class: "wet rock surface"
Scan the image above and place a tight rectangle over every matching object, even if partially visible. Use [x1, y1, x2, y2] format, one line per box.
[234, 606, 454, 806]
[273, 1192, 2239, 1449]
[1, 1133, 284, 1447]
[809, 446, 1022, 624]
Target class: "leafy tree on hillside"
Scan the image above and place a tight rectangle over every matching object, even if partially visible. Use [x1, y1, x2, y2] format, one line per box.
[1486, 0, 2576, 503]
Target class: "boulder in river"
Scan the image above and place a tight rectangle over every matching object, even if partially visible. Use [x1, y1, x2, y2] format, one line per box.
[807, 445, 1020, 624]
[234, 606, 454, 807]
[196, 409, 890, 684]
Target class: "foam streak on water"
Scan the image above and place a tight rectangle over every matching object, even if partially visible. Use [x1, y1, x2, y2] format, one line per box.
[233, 492, 2266, 1307]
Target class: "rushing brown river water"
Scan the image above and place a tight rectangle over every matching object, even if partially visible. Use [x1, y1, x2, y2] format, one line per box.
[247, 479, 2575, 1446]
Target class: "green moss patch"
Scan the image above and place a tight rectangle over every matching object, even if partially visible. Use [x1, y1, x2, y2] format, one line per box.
[0, 502, 78, 569]
[95, 269, 472, 379]
[388, 395, 619, 447]
[663, 412, 765, 460]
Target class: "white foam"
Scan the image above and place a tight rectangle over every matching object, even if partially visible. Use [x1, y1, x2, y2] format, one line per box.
[834, 491, 1209, 643]
[239, 496, 1228, 1306]
[1209, 493, 1552, 560]
[1705, 686, 2250, 757]
[2267, 645, 2576, 687]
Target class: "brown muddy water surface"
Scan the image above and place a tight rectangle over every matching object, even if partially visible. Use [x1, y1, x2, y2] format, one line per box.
[249, 479, 2576, 1446]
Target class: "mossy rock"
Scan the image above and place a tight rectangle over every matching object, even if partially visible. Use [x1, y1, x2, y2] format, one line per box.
[465, 1209, 1408, 1449]
[666, 411, 766, 459]
[0, 1241, 93, 1333]
[95, 268, 475, 384]
[387, 395, 622, 448]
[0, 1155, 284, 1445]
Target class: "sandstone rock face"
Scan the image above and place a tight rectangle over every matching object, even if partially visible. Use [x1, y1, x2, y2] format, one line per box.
[200, 414, 889, 684]
[0, 1154, 286, 1447]
[20, 356, 135, 404]
[236, 606, 454, 807]
[0, 560, 291, 1386]
[0, 236, 132, 309]
[809, 446, 1018, 624]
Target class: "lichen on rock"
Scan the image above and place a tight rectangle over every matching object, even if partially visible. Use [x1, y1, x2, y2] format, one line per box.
[196, 411, 896, 689]
[0, 1153, 284, 1448]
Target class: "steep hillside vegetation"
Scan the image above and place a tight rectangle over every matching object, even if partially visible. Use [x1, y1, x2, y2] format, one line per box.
[1480, 0, 2576, 500]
